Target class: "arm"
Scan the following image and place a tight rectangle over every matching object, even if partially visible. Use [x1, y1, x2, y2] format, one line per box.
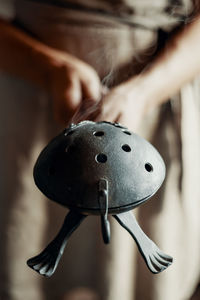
[0, 19, 101, 124]
[91, 15, 200, 130]
[133, 15, 200, 113]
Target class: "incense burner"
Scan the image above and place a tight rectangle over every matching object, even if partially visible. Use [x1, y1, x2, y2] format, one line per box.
[27, 121, 173, 276]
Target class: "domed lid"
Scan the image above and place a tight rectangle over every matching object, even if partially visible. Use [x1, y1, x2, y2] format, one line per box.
[34, 121, 165, 214]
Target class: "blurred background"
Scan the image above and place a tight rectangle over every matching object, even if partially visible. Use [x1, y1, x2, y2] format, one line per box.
[0, 1, 200, 299]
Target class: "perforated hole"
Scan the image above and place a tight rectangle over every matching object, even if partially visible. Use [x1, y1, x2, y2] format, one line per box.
[67, 130, 74, 136]
[122, 144, 131, 152]
[93, 131, 104, 137]
[95, 153, 107, 163]
[145, 163, 153, 172]
[123, 130, 131, 135]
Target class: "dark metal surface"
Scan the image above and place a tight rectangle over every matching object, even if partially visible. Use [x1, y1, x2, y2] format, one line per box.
[98, 178, 110, 244]
[27, 121, 173, 277]
[114, 212, 173, 273]
[27, 211, 86, 277]
[33, 121, 165, 214]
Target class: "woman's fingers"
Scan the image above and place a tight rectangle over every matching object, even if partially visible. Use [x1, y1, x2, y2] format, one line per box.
[51, 66, 81, 125]
[93, 91, 123, 122]
[50, 57, 102, 125]
[80, 68, 101, 102]
[70, 70, 103, 123]
[64, 70, 82, 112]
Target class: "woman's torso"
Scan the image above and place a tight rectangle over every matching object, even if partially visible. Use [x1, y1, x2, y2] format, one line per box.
[14, 0, 194, 84]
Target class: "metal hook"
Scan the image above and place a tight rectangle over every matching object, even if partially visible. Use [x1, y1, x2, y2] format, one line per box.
[98, 178, 110, 244]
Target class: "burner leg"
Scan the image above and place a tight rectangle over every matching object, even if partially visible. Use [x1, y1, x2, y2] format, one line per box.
[114, 211, 173, 274]
[27, 210, 86, 277]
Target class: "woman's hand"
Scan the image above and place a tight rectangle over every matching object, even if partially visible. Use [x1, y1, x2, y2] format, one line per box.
[0, 19, 102, 126]
[97, 87, 146, 131]
[77, 78, 149, 132]
[47, 51, 101, 125]
[71, 14, 200, 131]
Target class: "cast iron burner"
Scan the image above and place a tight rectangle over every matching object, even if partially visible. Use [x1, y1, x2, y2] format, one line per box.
[27, 121, 173, 277]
